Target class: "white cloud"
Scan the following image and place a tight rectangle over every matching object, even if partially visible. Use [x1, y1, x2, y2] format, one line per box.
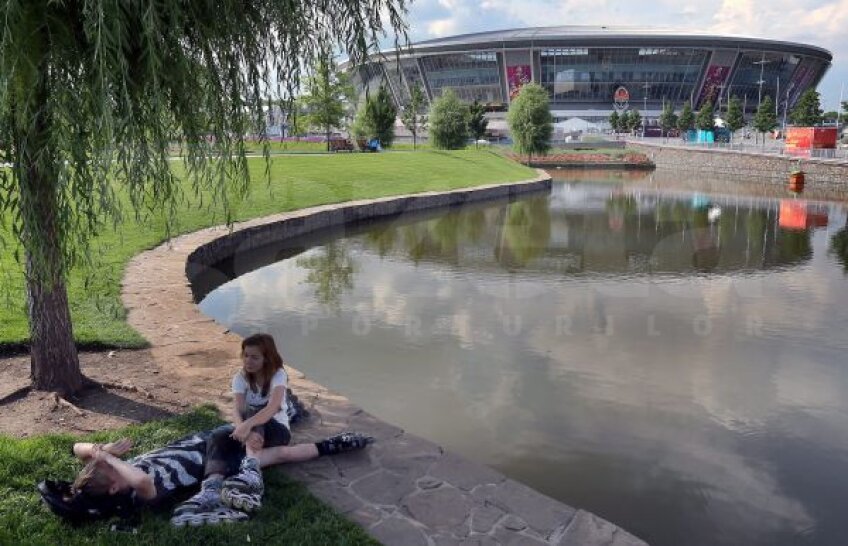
[427, 17, 461, 37]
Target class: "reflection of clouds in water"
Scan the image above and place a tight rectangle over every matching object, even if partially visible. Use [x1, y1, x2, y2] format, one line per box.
[773, 355, 847, 413]
[522, 319, 815, 536]
[200, 256, 310, 326]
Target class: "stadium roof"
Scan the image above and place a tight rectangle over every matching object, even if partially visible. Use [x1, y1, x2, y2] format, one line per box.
[399, 25, 831, 61]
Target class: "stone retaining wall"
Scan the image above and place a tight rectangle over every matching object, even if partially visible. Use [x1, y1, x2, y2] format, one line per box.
[186, 175, 553, 278]
[122, 172, 648, 546]
[628, 142, 848, 200]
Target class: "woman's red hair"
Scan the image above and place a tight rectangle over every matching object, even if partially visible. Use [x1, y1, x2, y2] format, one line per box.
[241, 333, 284, 396]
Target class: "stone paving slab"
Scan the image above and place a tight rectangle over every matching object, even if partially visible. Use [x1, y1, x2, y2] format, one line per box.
[122, 174, 648, 545]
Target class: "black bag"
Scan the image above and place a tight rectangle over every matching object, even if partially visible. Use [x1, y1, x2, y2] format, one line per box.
[37, 479, 136, 525]
[286, 388, 310, 425]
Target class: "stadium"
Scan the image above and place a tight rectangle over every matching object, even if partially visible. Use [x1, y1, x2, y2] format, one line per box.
[350, 26, 832, 130]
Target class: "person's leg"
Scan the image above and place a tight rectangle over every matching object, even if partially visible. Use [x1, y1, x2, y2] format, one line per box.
[257, 442, 319, 466]
[257, 431, 373, 467]
[220, 412, 275, 513]
[171, 426, 249, 527]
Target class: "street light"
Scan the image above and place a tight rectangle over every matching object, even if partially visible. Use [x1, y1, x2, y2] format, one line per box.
[753, 54, 772, 112]
[642, 81, 650, 136]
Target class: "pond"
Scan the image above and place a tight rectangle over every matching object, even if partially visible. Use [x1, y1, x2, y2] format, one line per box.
[198, 170, 848, 546]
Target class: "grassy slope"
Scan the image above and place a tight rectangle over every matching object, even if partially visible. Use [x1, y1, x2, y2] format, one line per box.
[0, 150, 534, 347]
[0, 406, 378, 546]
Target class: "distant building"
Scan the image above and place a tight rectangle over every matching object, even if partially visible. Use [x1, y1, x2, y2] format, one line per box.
[347, 26, 832, 127]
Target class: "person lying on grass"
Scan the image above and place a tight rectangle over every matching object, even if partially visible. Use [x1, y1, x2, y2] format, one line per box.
[55, 421, 371, 527]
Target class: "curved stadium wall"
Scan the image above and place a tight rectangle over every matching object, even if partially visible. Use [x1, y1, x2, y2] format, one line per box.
[349, 26, 832, 125]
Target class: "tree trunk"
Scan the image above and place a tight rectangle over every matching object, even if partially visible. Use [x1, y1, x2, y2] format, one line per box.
[327, 125, 331, 152]
[26, 259, 82, 397]
[15, 69, 84, 397]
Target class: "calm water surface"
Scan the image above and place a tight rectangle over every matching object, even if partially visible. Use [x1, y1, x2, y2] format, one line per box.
[199, 172, 848, 546]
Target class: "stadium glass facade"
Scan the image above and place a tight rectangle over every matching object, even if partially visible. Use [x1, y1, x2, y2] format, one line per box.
[349, 27, 832, 124]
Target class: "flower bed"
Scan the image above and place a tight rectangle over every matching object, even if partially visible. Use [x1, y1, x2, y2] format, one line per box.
[506, 151, 653, 166]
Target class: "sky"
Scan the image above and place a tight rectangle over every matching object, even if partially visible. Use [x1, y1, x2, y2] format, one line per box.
[401, 0, 847, 110]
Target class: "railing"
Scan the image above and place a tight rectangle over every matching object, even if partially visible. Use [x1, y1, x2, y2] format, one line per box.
[632, 136, 848, 160]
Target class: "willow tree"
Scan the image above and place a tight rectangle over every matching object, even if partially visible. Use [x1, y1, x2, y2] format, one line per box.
[0, 1, 406, 397]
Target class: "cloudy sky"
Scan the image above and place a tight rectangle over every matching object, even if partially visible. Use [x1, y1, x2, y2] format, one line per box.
[402, 0, 847, 110]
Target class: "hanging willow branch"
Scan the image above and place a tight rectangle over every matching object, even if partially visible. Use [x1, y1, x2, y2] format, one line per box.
[0, 0, 408, 285]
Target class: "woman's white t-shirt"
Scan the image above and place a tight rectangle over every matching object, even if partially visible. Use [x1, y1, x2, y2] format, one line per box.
[232, 368, 289, 428]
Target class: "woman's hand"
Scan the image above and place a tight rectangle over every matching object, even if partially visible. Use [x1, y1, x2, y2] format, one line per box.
[231, 422, 252, 443]
[104, 438, 133, 457]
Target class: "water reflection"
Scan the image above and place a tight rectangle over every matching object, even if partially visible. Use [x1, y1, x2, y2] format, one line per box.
[343, 190, 814, 278]
[296, 241, 356, 310]
[199, 178, 848, 546]
[829, 217, 848, 273]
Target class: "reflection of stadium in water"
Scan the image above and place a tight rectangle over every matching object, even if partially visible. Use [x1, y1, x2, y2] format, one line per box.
[355, 182, 824, 277]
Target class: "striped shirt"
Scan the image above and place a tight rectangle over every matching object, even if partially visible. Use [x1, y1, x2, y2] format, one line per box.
[128, 431, 209, 506]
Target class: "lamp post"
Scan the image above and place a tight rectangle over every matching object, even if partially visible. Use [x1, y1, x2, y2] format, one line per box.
[642, 81, 650, 137]
[753, 54, 771, 112]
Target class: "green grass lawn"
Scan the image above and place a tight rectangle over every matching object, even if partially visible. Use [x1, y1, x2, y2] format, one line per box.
[0, 150, 535, 349]
[237, 139, 434, 153]
[0, 406, 378, 546]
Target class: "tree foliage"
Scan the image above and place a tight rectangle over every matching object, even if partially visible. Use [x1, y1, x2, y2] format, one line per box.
[0, 0, 407, 395]
[696, 100, 715, 131]
[429, 89, 469, 150]
[790, 89, 823, 126]
[677, 103, 695, 132]
[658, 103, 678, 136]
[400, 85, 427, 150]
[468, 100, 489, 148]
[725, 97, 745, 134]
[608, 111, 620, 133]
[754, 96, 778, 135]
[507, 83, 552, 159]
[627, 109, 642, 133]
[302, 54, 354, 150]
[364, 85, 398, 147]
[618, 111, 630, 133]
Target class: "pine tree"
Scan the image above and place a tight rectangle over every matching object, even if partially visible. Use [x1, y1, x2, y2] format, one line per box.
[468, 100, 489, 149]
[677, 103, 695, 133]
[609, 111, 620, 133]
[658, 102, 678, 138]
[619, 111, 631, 134]
[696, 100, 715, 131]
[790, 89, 823, 126]
[628, 109, 642, 134]
[725, 97, 745, 139]
[365, 85, 398, 147]
[754, 96, 778, 144]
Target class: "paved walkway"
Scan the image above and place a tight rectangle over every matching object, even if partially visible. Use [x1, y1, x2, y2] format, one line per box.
[122, 175, 648, 546]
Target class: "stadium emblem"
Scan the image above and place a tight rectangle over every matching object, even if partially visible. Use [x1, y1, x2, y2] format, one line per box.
[613, 86, 630, 112]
